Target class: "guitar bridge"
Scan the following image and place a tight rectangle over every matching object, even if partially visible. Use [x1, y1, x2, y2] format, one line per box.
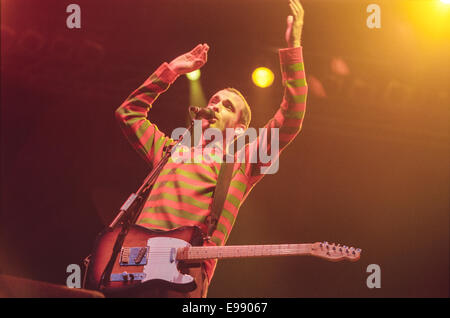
[120, 247, 148, 266]
[110, 272, 146, 282]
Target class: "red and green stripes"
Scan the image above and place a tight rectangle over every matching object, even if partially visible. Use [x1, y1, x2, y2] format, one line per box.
[115, 64, 177, 164]
[136, 160, 249, 247]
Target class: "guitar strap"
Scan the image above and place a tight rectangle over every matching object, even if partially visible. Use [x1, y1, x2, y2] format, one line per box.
[205, 160, 235, 241]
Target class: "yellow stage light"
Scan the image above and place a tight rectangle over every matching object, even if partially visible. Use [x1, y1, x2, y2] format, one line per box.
[186, 69, 201, 81]
[252, 67, 275, 88]
[440, 0, 450, 4]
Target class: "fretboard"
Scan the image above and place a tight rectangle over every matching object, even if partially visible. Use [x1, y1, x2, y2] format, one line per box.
[176, 244, 312, 261]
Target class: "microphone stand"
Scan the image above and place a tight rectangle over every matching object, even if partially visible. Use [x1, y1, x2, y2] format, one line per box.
[98, 120, 195, 290]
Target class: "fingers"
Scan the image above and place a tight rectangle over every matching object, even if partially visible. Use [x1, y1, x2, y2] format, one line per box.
[200, 44, 209, 61]
[191, 44, 203, 55]
[289, 0, 304, 18]
[290, 0, 302, 13]
[295, 0, 304, 12]
[200, 50, 207, 62]
[196, 43, 208, 62]
[191, 43, 209, 68]
[289, 0, 298, 17]
[191, 43, 209, 58]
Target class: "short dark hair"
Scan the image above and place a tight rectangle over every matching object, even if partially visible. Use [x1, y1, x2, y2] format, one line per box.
[224, 88, 252, 129]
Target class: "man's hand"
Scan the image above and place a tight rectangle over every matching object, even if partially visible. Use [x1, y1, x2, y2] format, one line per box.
[169, 43, 209, 75]
[285, 0, 304, 48]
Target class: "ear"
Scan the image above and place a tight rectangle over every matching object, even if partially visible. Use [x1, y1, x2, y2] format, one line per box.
[235, 124, 246, 135]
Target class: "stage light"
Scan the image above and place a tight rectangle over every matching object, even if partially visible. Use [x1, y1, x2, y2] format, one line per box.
[252, 67, 274, 88]
[186, 69, 201, 81]
[331, 57, 350, 76]
[404, 0, 450, 42]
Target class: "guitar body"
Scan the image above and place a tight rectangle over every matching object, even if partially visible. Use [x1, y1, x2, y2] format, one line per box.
[85, 224, 205, 296]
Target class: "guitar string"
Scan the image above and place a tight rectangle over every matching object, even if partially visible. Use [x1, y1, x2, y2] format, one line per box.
[120, 250, 350, 261]
[132, 246, 350, 253]
[122, 246, 318, 258]
[127, 247, 312, 253]
[120, 245, 352, 257]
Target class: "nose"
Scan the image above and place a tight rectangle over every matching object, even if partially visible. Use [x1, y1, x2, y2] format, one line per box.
[210, 105, 220, 113]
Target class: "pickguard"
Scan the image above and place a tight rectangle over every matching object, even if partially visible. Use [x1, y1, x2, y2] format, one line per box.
[141, 237, 194, 285]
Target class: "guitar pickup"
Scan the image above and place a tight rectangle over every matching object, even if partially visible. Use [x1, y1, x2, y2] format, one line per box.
[121, 247, 130, 264]
[134, 247, 147, 264]
[120, 247, 148, 266]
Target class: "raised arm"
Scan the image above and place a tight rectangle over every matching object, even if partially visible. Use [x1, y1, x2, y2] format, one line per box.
[245, 0, 307, 183]
[115, 44, 209, 165]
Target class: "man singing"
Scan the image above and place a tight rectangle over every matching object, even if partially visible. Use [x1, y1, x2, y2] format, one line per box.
[115, 0, 307, 297]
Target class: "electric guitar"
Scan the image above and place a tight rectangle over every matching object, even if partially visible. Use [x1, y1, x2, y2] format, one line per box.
[84, 225, 361, 294]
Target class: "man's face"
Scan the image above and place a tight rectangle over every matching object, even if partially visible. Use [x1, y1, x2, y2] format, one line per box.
[202, 89, 245, 132]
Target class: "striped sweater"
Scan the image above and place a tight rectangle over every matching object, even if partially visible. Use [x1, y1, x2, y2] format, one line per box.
[115, 46, 307, 282]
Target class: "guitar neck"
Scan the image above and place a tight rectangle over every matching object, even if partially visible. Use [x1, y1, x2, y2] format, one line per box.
[176, 244, 312, 261]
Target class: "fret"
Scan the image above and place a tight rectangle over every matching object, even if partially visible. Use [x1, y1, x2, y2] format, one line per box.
[175, 241, 361, 263]
[178, 244, 312, 261]
[263, 245, 268, 256]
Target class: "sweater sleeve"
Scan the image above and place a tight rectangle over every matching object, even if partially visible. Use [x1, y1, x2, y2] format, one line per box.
[115, 62, 179, 166]
[244, 46, 307, 184]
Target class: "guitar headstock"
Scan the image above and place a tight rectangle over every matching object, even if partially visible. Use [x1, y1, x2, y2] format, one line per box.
[311, 242, 361, 262]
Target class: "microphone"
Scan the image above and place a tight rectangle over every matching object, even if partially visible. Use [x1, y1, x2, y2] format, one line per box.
[189, 106, 216, 120]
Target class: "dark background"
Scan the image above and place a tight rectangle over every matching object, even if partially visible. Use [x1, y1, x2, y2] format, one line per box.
[1, 0, 448, 297]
